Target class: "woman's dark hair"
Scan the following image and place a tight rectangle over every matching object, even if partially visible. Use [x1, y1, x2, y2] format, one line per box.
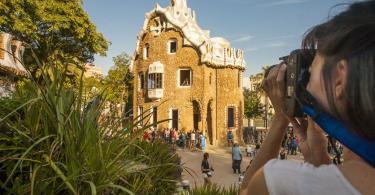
[302, 0, 375, 141]
[203, 152, 209, 160]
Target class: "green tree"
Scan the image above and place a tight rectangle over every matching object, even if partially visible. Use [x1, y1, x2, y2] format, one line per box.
[0, 0, 109, 74]
[244, 87, 264, 127]
[103, 52, 133, 115]
[83, 76, 103, 100]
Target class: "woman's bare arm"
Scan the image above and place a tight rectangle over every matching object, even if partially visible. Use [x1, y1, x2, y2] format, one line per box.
[240, 114, 288, 194]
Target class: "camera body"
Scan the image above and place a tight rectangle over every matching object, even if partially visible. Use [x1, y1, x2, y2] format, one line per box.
[266, 49, 315, 117]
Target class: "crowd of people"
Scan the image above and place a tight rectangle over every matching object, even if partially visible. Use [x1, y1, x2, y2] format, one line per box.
[282, 131, 300, 155]
[142, 127, 208, 151]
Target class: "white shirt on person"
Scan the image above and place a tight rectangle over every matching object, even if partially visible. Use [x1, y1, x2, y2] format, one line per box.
[247, 146, 253, 153]
[191, 133, 196, 141]
[264, 159, 361, 195]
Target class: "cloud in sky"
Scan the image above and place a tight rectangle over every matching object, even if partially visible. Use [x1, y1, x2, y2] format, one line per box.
[244, 41, 287, 53]
[262, 34, 296, 41]
[264, 41, 287, 48]
[245, 47, 259, 52]
[258, 0, 309, 8]
[232, 35, 254, 43]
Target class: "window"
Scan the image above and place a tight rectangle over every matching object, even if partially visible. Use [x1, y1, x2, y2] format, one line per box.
[138, 72, 144, 90]
[168, 39, 177, 54]
[148, 73, 163, 89]
[138, 106, 144, 126]
[209, 73, 212, 85]
[0, 34, 4, 59]
[143, 44, 149, 59]
[179, 69, 191, 87]
[227, 107, 235, 128]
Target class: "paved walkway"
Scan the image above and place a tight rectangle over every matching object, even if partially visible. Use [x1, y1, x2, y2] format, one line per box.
[177, 145, 304, 188]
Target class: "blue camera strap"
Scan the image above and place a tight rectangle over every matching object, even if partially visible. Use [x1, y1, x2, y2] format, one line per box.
[303, 105, 375, 167]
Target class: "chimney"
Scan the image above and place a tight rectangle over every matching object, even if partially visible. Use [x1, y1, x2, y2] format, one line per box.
[171, 0, 188, 8]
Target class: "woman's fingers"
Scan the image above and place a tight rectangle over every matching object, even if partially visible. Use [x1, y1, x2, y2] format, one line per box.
[262, 63, 288, 114]
[262, 64, 282, 95]
[268, 64, 281, 85]
[276, 64, 287, 90]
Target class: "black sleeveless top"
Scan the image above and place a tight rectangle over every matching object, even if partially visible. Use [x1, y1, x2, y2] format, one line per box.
[202, 160, 209, 173]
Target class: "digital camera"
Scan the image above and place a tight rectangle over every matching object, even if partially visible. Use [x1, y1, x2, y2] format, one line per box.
[265, 49, 315, 117]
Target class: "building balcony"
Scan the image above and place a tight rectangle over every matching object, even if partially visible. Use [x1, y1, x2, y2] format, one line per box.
[148, 88, 163, 99]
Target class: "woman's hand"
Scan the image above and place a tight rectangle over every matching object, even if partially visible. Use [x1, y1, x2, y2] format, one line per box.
[262, 63, 287, 114]
[288, 117, 331, 166]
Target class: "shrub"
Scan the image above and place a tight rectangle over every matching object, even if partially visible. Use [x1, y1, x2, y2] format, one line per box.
[0, 65, 179, 194]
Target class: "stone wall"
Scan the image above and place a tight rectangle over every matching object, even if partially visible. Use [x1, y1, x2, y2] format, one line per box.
[216, 68, 244, 145]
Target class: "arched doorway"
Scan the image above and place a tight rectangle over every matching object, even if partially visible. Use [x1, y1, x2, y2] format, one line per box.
[206, 101, 213, 145]
[192, 100, 201, 131]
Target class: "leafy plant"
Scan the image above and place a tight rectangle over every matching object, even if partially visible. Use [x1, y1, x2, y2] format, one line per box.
[124, 141, 182, 194]
[0, 56, 178, 194]
[181, 184, 239, 195]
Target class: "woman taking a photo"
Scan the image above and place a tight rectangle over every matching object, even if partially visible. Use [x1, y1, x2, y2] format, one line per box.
[241, 1, 375, 194]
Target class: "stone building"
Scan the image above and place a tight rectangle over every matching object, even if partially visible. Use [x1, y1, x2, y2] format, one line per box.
[0, 32, 27, 97]
[84, 63, 104, 79]
[131, 0, 246, 146]
[248, 69, 275, 143]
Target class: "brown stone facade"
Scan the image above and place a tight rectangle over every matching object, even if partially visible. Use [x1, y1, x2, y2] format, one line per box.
[133, 13, 244, 146]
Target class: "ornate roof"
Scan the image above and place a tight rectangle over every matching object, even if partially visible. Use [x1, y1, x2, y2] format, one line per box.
[131, 0, 246, 71]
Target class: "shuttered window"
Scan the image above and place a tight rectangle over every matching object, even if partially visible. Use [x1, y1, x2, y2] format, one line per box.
[228, 107, 236, 128]
[148, 73, 163, 89]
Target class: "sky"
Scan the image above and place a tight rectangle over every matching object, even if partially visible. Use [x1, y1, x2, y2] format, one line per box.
[83, 0, 357, 78]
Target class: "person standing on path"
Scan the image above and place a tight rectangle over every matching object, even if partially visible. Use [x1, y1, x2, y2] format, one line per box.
[151, 128, 156, 142]
[227, 131, 234, 147]
[246, 145, 254, 157]
[143, 130, 149, 142]
[195, 130, 200, 148]
[232, 143, 242, 174]
[187, 131, 191, 149]
[201, 132, 206, 152]
[180, 131, 186, 149]
[190, 131, 196, 151]
[279, 149, 287, 160]
[291, 136, 297, 155]
[201, 152, 213, 186]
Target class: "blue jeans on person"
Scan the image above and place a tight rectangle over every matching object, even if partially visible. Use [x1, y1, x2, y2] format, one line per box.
[233, 160, 241, 174]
